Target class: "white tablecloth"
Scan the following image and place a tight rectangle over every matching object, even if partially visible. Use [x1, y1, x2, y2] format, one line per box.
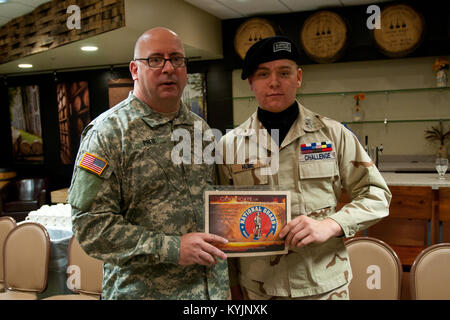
[37, 228, 74, 299]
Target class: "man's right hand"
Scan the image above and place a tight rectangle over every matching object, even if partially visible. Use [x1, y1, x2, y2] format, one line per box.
[179, 233, 228, 266]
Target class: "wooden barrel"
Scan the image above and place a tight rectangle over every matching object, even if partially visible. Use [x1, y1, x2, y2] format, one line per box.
[300, 10, 348, 64]
[373, 4, 424, 58]
[234, 17, 278, 60]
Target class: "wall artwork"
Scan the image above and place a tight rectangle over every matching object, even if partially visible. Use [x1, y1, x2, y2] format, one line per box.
[108, 78, 133, 108]
[56, 81, 91, 165]
[8, 85, 43, 163]
[182, 73, 207, 120]
[107, 74, 207, 121]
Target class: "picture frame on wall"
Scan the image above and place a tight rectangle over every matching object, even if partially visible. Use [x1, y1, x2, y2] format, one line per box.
[182, 73, 207, 120]
[108, 78, 133, 108]
[107, 74, 208, 120]
[8, 85, 44, 163]
[56, 81, 91, 165]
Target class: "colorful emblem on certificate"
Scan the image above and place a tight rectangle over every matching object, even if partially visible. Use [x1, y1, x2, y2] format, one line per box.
[205, 190, 290, 257]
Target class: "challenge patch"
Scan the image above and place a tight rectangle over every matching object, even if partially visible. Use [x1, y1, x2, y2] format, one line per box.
[239, 206, 277, 241]
[79, 152, 108, 176]
[300, 141, 332, 154]
[299, 151, 336, 162]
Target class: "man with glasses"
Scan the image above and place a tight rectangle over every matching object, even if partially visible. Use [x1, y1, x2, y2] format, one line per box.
[68, 27, 229, 299]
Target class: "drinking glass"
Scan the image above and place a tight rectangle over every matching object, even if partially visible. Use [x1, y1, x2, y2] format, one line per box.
[435, 158, 449, 180]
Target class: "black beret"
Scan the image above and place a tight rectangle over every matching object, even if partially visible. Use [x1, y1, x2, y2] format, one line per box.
[241, 35, 300, 80]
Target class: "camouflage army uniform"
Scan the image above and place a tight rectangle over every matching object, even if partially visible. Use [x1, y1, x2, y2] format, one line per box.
[218, 102, 391, 298]
[68, 92, 229, 300]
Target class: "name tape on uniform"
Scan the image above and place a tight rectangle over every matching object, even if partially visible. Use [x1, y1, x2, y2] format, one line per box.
[299, 151, 336, 162]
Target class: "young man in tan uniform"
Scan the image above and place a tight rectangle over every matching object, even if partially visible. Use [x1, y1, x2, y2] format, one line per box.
[217, 35, 391, 300]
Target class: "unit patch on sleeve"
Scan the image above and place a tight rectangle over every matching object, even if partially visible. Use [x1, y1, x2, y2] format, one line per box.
[299, 141, 335, 162]
[79, 152, 108, 176]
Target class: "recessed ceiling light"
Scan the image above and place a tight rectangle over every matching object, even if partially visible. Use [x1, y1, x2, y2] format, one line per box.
[18, 63, 33, 68]
[81, 46, 98, 51]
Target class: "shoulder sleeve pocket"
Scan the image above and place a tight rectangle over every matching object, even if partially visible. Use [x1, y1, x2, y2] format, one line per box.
[68, 165, 113, 212]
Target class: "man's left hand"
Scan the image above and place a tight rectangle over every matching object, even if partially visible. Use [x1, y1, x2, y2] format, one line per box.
[279, 216, 343, 248]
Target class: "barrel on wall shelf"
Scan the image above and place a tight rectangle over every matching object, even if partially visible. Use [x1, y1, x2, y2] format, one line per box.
[373, 4, 425, 58]
[300, 10, 349, 64]
[234, 17, 278, 60]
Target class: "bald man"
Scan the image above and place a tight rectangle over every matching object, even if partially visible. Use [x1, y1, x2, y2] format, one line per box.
[68, 27, 229, 300]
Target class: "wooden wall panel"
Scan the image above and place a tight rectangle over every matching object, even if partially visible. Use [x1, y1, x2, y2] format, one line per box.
[0, 0, 125, 64]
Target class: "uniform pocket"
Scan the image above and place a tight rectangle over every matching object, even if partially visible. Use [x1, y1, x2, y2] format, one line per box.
[299, 160, 338, 212]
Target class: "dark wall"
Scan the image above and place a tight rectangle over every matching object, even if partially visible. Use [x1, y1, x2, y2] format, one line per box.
[222, 0, 450, 70]
[0, 67, 130, 190]
[0, 62, 232, 190]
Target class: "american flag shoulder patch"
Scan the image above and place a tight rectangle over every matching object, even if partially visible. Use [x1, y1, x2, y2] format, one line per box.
[79, 152, 108, 176]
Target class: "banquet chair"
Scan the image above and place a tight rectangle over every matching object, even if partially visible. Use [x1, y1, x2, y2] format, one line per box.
[410, 243, 450, 299]
[0, 216, 16, 292]
[345, 237, 402, 300]
[365, 186, 434, 268]
[0, 222, 50, 300]
[43, 236, 103, 300]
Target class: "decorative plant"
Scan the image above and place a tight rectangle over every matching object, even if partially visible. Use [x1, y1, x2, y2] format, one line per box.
[425, 121, 450, 157]
[352, 93, 365, 121]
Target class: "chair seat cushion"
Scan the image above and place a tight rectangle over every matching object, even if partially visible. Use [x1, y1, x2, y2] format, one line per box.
[0, 290, 37, 300]
[3, 200, 39, 212]
[43, 294, 99, 300]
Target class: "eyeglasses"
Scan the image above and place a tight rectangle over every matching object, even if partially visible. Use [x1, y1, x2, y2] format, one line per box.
[134, 56, 188, 68]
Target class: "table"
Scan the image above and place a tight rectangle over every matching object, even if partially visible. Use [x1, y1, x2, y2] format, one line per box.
[50, 188, 69, 204]
[381, 172, 450, 189]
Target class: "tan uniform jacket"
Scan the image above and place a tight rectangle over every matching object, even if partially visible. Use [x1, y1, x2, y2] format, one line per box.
[218, 102, 391, 297]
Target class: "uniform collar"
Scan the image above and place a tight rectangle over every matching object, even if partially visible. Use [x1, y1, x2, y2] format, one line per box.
[280, 101, 323, 147]
[236, 101, 324, 150]
[128, 92, 193, 128]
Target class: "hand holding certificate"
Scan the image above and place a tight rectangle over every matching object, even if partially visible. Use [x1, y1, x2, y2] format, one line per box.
[205, 190, 290, 257]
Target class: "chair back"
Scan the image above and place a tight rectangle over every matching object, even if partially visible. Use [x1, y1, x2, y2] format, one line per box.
[439, 187, 450, 243]
[345, 237, 402, 300]
[410, 243, 450, 299]
[0, 217, 16, 283]
[3, 222, 50, 292]
[67, 236, 103, 296]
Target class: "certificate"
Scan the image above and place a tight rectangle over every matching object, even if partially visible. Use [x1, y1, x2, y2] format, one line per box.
[205, 190, 290, 257]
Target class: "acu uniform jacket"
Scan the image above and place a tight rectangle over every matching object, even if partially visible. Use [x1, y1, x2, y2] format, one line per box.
[68, 93, 229, 300]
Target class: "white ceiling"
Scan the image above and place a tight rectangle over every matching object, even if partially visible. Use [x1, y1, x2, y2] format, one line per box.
[184, 0, 395, 19]
[0, 0, 396, 28]
[0, 0, 396, 75]
[0, 0, 49, 27]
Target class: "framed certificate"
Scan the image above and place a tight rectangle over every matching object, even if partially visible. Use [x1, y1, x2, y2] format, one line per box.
[205, 190, 291, 257]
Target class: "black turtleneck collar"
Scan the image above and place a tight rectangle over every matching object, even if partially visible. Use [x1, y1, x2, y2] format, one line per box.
[257, 101, 299, 145]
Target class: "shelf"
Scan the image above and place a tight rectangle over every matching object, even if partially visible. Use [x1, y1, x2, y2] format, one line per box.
[343, 118, 450, 125]
[233, 86, 450, 100]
